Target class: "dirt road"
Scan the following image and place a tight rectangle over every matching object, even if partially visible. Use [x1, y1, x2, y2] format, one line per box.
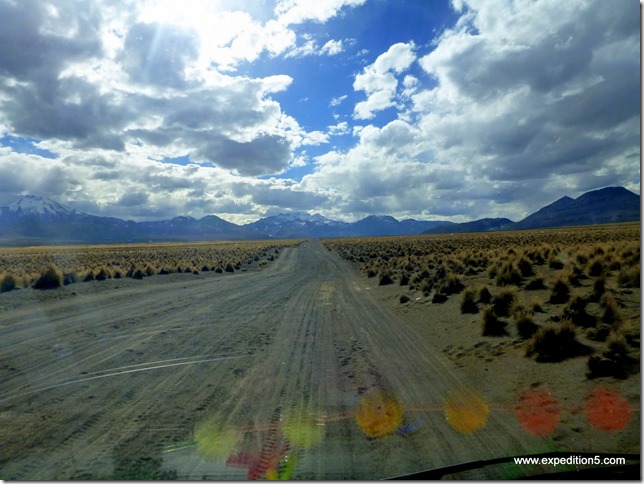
[1, 240, 564, 479]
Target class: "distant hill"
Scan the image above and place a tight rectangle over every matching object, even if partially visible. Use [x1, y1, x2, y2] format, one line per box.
[423, 187, 640, 235]
[0, 197, 451, 245]
[512, 186, 640, 230]
[0, 187, 639, 246]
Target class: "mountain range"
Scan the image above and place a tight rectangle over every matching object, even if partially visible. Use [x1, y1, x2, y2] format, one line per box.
[0, 187, 639, 246]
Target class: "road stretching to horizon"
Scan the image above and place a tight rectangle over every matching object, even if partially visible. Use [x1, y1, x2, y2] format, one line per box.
[1, 240, 549, 479]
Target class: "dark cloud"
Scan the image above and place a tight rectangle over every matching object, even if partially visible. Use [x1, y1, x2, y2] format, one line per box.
[92, 170, 122, 181]
[0, 0, 103, 81]
[196, 133, 292, 176]
[0, 155, 79, 199]
[232, 181, 327, 210]
[0, 1, 127, 149]
[4, 77, 128, 150]
[117, 191, 149, 207]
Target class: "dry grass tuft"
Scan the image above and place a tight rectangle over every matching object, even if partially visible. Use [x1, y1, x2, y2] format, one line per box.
[548, 274, 570, 304]
[492, 287, 516, 317]
[0, 272, 19, 292]
[514, 309, 539, 340]
[460, 287, 478, 314]
[33, 264, 64, 290]
[526, 320, 593, 362]
[481, 306, 507, 336]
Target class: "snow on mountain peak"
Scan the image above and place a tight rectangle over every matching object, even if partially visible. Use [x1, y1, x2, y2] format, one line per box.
[274, 212, 329, 223]
[8, 195, 78, 216]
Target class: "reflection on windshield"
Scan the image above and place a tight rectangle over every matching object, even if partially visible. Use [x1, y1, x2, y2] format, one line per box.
[163, 381, 634, 480]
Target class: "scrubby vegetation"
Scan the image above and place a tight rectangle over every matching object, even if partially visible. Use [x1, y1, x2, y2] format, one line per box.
[323, 223, 640, 380]
[0, 240, 302, 291]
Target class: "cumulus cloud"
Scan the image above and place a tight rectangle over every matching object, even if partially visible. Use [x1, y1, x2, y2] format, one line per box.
[0, 0, 347, 186]
[302, 0, 639, 222]
[353, 42, 416, 119]
[414, 0, 639, 184]
[0, 0, 638, 225]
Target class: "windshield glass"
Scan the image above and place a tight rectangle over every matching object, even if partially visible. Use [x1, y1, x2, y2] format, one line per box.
[0, 0, 640, 480]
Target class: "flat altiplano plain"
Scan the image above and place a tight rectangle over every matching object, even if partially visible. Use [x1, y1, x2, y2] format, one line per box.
[0, 238, 639, 479]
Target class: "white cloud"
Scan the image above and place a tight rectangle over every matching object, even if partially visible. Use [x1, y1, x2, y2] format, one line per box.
[352, 42, 416, 119]
[328, 122, 350, 136]
[275, 0, 366, 26]
[304, 0, 639, 222]
[330, 94, 348, 106]
[286, 37, 345, 58]
[0, 0, 638, 225]
[320, 39, 344, 55]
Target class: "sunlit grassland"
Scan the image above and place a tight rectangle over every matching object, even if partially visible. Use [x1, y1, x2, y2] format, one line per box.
[0, 239, 304, 291]
[322, 223, 640, 380]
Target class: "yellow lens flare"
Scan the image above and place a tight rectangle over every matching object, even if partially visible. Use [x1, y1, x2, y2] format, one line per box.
[443, 389, 489, 435]
[281, 415, 324, 449]
[194, 421, 240, 459]
[355, 388, 404, 438]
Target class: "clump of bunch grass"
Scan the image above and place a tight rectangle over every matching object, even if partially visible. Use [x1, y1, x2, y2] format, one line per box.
[33, 264, 64, 290]
[438, 272, 464, 295]
[513, 308, 539, 340]
[63, 271, 79, 285]
[529, 297, 544, 313]
[590, 275, 606, 302]
[562, 296, 596, 328]
[460, 287, 478, 314]
[548, 274, 570, 304]
[587, 256, 605, 277]
[481, 306, 507, 336]
[516, 255, 534, 277]
[526, 320, 592, 362]
[0, 272, 19, 292]
[600, 293, 621, 326]
[475, 284, 492, 304]
[587, 331, 638, 380]
[492, 287, 516, 317]
[548, 254, 564, 270]
[94, 266, 112, 281]
[379, 272, 394, 286]
[495, 262, 522, 287]
[617, 263, 640, 288]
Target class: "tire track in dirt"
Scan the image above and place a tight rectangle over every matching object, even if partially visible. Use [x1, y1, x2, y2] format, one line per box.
[1, 241, 544, 479]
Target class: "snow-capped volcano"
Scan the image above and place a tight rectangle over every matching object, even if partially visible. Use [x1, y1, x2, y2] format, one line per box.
[266, 212, 333, 224]
[7, 195, 79, 217]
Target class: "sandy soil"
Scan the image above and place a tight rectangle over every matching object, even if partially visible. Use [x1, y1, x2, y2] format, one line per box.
[0, 240, 639, 480]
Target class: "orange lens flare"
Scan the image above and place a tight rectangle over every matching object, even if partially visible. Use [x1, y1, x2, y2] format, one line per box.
[443, 389, 489, 434]
[355, 388, 404, 438]
[585, 387, 632, 432]
[515, 387, 560, 437]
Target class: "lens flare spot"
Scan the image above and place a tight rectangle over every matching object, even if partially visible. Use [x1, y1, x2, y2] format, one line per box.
[355, 388, 404, 438]
[515, 387, 560, 437]
[443, 389, 489, 435]
[281, 416, 323, 449]
[194, 421, 239, 459]
[586, 387, 632, 432]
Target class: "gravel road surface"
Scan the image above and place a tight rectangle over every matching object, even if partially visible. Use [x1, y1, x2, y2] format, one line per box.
[1, 240, 552, 479]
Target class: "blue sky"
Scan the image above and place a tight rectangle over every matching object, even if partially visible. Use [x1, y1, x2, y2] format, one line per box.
[0, 0, 639, 223]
